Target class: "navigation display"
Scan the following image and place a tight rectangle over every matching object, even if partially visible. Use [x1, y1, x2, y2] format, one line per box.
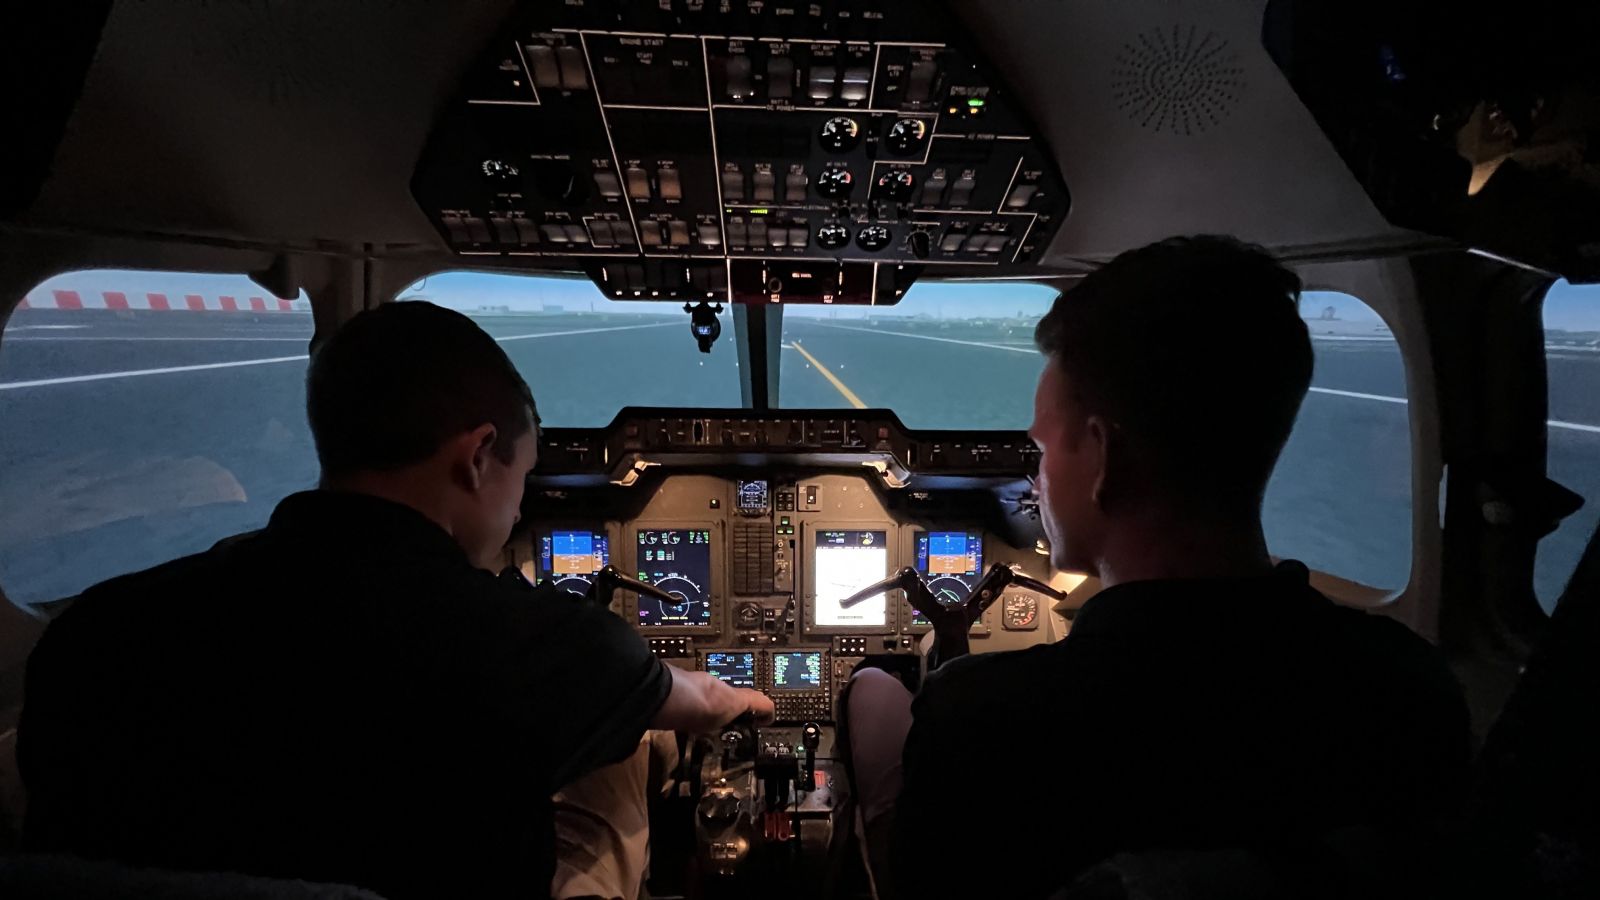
[772, 651, 824, 691]
[636, 529, 714, 627]
[812, 530, 890, 628]
[911, 531, 984, 626]
[539, 530, 610, 596]
[704, 652, 756, 688]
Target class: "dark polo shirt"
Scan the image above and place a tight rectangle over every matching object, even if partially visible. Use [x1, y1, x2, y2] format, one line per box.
[892, 564, 1470, 900]
[20, 490, 671, 899]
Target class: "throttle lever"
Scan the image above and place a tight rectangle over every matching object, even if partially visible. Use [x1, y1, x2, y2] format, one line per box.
[585, 564, 684, 610]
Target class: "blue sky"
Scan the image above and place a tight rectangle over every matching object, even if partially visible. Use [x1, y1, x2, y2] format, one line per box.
[1545, 280, 1600, 333]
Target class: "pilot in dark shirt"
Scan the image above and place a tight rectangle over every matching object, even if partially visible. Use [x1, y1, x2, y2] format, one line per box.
[19, 302, 772, 900]
[847, 237, 1471, 900]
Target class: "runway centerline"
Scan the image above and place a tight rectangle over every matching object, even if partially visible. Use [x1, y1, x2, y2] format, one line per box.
[788, 341, 868, 409]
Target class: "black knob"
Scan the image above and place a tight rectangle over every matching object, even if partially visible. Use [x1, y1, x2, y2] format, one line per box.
[816, 223, 851, 249]
[909, 230, 932, 259]
[801, 722, 822, 750]
[856, 224, 892, 251]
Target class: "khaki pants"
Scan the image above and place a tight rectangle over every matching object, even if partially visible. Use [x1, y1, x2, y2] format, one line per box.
[551, 731, 679, 900]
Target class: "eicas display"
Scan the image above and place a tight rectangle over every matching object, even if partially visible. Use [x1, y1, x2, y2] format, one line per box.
[636, 529, 714, 626]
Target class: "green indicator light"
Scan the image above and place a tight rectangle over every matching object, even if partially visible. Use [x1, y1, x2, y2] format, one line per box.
[750, 207, 770, 215]
[967, 97, 985, 107]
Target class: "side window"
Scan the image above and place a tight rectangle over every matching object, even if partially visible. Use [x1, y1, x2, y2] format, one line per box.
[1, 271, 316, 607]
[1264, 292, 1413, 590]
[1537, 280, 1600, 610]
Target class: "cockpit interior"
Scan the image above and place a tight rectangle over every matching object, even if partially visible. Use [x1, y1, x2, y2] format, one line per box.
[3, 1, 1600, 898]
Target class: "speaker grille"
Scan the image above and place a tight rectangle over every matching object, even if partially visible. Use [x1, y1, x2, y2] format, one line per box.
[1112, 25, 1246, 136]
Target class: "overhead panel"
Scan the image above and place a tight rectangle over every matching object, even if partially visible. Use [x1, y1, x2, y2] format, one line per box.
[410, 0, 1072, 303]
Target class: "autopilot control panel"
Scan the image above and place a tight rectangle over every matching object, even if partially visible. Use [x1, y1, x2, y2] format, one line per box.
[412, 0, 1071, 303]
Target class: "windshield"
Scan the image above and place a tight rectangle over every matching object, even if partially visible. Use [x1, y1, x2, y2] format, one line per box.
[398, 272, 744, 427]
[779, 282, 1059, 428]
[1538, 279, 1600, 610]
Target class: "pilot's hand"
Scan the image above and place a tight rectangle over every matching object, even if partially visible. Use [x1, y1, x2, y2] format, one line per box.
[741, 688, 777, 725]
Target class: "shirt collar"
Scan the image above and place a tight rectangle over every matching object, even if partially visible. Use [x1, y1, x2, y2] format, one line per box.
[1069, 561, 1317, 638]
[267, 490, 470, 566]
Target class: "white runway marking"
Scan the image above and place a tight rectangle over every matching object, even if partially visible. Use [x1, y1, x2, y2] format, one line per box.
[0, 355, 309, 390]
[0, 321, 681, 391]
[803, 323, 1600, 435]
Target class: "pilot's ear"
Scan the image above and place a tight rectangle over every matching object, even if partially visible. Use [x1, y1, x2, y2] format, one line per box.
[458, 423, 499, 491]
[1084, 415, 1112, 512]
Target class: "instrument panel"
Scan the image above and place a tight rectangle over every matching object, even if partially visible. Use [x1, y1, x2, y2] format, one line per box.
[516, 470, 1064, 724]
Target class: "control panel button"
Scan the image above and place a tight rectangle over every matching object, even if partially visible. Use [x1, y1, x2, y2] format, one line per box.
[463, 217, 492, 244]
[939, 229, 967, 252]
[697, 223, 722, 247]
[594, 169, 623, 199]
[490, 217, 518, 244]
[788, 224, 810, 248]
[1005, 183, 1039, 208]
[610, 222, 636, 246]
[526, 45, 560, 89]
[441, 215, 469, 244]
[784, 172, 809, 203]
[907, 59, 938, 103]
[948, 174, 977, 206]
[856, 224, 893, 251]
[640, 222, 664, 246]
[658, 167, 683, 201]
[767, 226, 789, 248]
[667, 220, 692, 247]
[625, 167, 651, 200]
[587, 220, 615, 248]
[767, 56, 795, 99]
[816, 223, 850, 249]
[728, 218, 748, 247]
[840, 66, 871, 101]
[749, 218, 769, 246]
[808, 65, 837, 100]
[512, 217, 540, 244]
[721, 168, 746, 201]
[753, 170, 776, 203]
[556, 46, 588, 90]
[562, 223, 588, 244]
[540, 223, 570, 243]
[725, 55, 754, 99]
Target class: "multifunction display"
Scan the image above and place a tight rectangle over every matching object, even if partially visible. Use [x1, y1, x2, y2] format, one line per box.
[704, 651, 757, 688]
[812, 530, 890, 628]
[911, 530, 984, 626]
[636, 529, 714, 627]
[772, 651, 825, 691]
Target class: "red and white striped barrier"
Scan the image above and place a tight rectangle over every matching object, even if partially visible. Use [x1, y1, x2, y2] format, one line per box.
[16, 290, 308, 312]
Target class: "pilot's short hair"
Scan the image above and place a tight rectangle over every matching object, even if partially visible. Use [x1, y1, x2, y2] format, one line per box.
[307, 301, 538, 477]
[1034, 235, 1311, 511]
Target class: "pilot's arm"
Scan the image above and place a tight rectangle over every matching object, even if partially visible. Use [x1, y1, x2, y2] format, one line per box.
[653, 665, 774, 733]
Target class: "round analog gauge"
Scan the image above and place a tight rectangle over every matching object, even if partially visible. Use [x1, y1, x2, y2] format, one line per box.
[480, 158, 520, 180]
[816, 223, 851, 249]
[876, 169, 916, 201]
[856, 224, 893, 251]
[819, 116, 862, 152]
[815, 167, 855, 199]
[1003, 594, 1039, 630]
[885, 118, 928, 154]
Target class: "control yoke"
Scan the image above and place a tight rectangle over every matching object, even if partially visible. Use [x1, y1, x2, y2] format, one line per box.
[840, 562, 1067, 626]
[585, 564, 684, 610]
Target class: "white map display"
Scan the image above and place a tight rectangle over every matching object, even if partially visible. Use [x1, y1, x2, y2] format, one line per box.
[813, 543, 889, 626]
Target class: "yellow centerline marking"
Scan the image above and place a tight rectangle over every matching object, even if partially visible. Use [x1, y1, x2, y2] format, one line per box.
[789, 340, 867, 409]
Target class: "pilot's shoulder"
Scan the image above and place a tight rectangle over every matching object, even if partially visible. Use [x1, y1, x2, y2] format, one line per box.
[920, 643, 1061, 705]
[1317, 598, 1464, 701]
